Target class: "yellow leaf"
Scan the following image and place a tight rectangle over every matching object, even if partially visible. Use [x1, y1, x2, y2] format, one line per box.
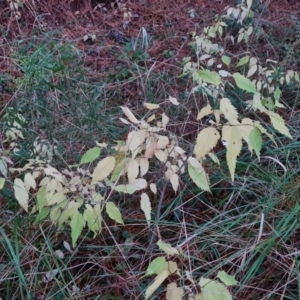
[220, 98, 239, 125]
[155, 150, 168, 162]
[168, 96, 179, 106]
[140, 193, 151, 225]
[166, 283, 184, 300]
[145, 261, 178, 300]
[156, 135, 169, 149]
[162, 113, 170, 128]
[126, 130, 146, 151]
[91, 156, 116, 184]
[222, 125, 243, 181]
[121, 106, 139, 123]
[24, 172, 36, 191]
[139, 158, 149, 177]
[237, 118, 254, 153]
[170, 173, 179, 193]
[144, 136, 157, 158]
[194, 128, 220, 159]
[144, 103, 160, 110]
[13, 178, 29, 212]
[197, 104, 213, 120]
[127, 159, 139, 184]
[150, 183, 157, 194]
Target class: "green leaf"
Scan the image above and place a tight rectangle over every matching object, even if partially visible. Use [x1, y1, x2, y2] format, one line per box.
[221, 55, 231, 66]
[34, 207, 50, 224]
[267, 111, 292, 139]
[217, 271, 239, 286]
[188, 159, 210, 192]
[114, 184, 138, 194]
[84, 204, 102, 235]
[249, 128, 262, 160]
[157, 240, 179, 255]
[106, 202, 124, 224]
[70, 211, 85, 247]
[13, 178, 29, 212]
[197, 70, 221, 86]
[232, 73, 256, 93]
[236, 55, 249, 67]
[0, 178, 5, 190]
[80, 147, 101, 165]
[145, 257, 166, 276]
[37, 185, 47, 212]
[198, 277, 232, 300]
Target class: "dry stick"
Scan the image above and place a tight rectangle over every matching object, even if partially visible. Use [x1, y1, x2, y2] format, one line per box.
[148, 180, 169, 249]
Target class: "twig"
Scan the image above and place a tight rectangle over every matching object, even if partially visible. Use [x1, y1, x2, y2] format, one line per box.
[148, 180, 169, 249]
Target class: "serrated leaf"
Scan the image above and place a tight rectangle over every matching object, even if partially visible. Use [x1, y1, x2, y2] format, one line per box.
[84, 204, 102, 234]
[237, 118, 254, 152]
[221, 55, 231, 66]
[194, 127, 220, 159]
[249, 127, 262, 160]
[188, 163, 210, 192]
[220, 98, 239, 125]
[144, 103, 160, 110]
[157, 240, 179, 255]
[13, 178, 29, 212]
[140, 193, 151, 225]
[121, 106, 139, 123]
[106, 202, 124, 224]
[197, 104, 213, 120]
[232, 73, 256, 93]
[254, 121, 275, 144]
[91, 156, 116, 184]
[217, 271, 239, 286]
[34, 207, 50, 224]
[47, 192, 66, 206]
[0, 178, 5, 190]
[70, 211, 85, 247]
[236, 56, 249, 67]
[197, 70, 221, 86]
[80, 147, 101, 165]
[145, 257, 166, 276]
[198, 277, 232, 300]
[267, 112, 292, 139]
[222, 125, 243, 181]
